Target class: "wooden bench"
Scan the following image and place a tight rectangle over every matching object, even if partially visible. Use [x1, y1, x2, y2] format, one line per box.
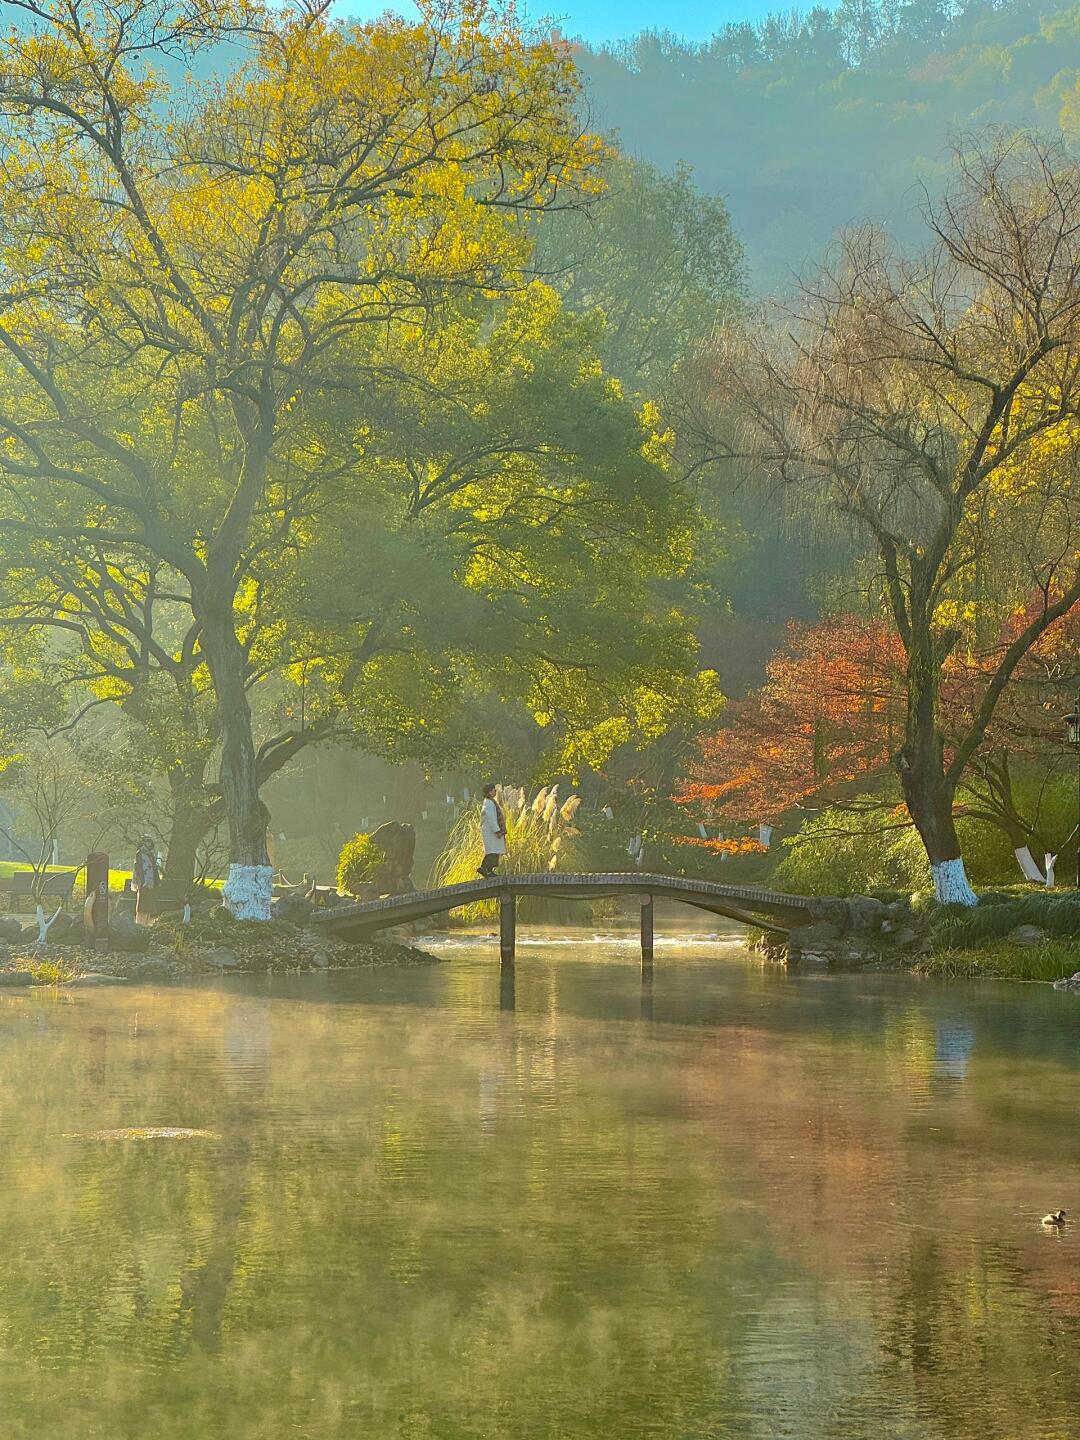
[0, 870, 79, 912]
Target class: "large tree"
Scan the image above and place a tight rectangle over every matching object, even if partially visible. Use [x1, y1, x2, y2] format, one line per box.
[0, 266, 713, 888]
[0, 0, 605, 915]
[703, 135, 1080, 902]
[533, 155, 745, 396]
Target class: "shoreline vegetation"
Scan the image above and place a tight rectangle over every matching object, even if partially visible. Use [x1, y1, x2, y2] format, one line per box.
[914, 940, 1080, 983]
[0, 886, 1076, 990]
[0, 908, 441, 989]
[767, 888, 1080, 986]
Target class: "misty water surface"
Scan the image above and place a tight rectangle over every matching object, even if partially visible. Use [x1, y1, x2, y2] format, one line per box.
[1, 932, 1079, 1439]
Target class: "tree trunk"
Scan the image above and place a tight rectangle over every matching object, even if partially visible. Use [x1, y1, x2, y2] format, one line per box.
[200, 610, 272, 920]
[898, 638, 978, 906]
[164, 789, 212, 894]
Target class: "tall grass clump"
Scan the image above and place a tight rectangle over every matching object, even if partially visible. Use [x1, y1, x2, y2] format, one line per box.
[917, 939, 1080, 982]
[431, 785, 590, 923]
[924, 891, 1080, 950]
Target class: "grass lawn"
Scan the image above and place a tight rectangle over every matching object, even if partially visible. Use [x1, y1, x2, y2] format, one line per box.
[0, 860, 133, 890]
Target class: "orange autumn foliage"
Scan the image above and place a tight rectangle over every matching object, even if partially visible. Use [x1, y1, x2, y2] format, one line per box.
[678, 616, 904, 825]
[677, 835, 767, 856]
[678, 602, 1079, 827]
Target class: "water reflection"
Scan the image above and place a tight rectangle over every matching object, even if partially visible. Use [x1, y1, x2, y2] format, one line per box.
[0, 940, 1078, 1440]
[640, 956, 654, 1021]
[499, 955, 515, 1011]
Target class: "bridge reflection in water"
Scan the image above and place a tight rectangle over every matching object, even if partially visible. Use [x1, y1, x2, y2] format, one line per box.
[313, 872, 816, 968]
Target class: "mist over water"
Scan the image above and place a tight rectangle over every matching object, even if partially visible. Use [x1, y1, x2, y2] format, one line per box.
[2, 941, 1079, 1439]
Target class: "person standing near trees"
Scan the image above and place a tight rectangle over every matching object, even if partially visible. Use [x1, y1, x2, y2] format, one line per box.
[132, 836, 159, 925]
[478, 785, 507, 879]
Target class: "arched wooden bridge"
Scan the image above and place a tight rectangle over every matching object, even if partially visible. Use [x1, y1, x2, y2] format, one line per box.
[312, 872, 818, 961]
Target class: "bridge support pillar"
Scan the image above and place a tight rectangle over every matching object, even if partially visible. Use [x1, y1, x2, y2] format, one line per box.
[499, 893, 516, 962]
[640, 894, 654, 965]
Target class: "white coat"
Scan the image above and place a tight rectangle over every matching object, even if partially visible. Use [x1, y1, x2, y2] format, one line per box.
[480, 796, 507, 855]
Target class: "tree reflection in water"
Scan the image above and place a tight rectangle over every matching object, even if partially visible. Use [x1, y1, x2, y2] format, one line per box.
[0, 948, 1078, 1440]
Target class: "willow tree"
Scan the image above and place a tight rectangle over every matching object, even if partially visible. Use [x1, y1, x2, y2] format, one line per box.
[0, 0, 603, 915]
[707, 136, 1080, 903]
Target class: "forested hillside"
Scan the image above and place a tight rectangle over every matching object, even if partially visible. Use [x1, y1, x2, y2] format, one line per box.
[576, 0, 1080, 288]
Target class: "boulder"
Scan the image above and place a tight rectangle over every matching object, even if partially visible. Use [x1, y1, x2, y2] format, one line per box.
[1053, 971, 1080, 994]
[369, 821, 416, 895]
[106, 923, 151, 953]
[47, 911, 76, 940]
[130, 955, 176, 978]
[203, 947, 241, 970]
[793, 951, 831, 969]
[891, 926, 921, 950]
[808, 898, 846, 925]
[272, 893, 314, 925]
[69, 972, 128, 986]
[846, 896, 888, 932]
[1008, 925, 1046, 947]
[0, 971, 35, 986]
[788, 921, 843, 953]
[0, 917, 25, 942]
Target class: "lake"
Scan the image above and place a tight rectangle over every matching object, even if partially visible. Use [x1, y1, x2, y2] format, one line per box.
[1, 928, 1079, 1439]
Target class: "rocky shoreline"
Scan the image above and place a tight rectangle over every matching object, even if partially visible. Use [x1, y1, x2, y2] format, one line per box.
[0, 908, 440, 988]
[754, 890, 1080, 986]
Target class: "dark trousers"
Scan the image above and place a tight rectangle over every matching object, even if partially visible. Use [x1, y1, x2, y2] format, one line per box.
[480, 853, 501, 877]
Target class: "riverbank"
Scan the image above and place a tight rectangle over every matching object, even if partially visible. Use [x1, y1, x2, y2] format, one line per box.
[914, 938, 1080, 982]
[764, 888, 1080, 985]
[0, 912, 440, 988]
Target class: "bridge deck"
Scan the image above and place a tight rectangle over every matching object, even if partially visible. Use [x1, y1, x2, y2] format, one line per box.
[312, 871, 814, 942]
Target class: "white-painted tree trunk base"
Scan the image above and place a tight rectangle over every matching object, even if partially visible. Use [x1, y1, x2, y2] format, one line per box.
[222, 864, 274, 921]
[36, 903, 62, 944]
[932, 857, 978, 906]
[1014, 846, 1044, 882]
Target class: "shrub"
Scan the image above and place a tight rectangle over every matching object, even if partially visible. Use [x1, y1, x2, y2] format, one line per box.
[336, 833, 386, 895]
[773, 807, 931, 896]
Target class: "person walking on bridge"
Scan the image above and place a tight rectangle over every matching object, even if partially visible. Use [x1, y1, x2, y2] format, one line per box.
[478, 783, 507, 879]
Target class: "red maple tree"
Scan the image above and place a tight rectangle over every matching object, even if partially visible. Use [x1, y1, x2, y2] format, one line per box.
[678, 602, 1079, 864]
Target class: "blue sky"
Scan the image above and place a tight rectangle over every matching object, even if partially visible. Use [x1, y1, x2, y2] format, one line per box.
[340, 2, 780, 46]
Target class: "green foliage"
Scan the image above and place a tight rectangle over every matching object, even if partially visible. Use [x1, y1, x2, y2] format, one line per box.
[336, 834, 387, 896]
[774, 808, 932, 896]
[534, 155, 745, 392]
[291, 280, 718, 780]
[16, 955, 80, 986]
[956, 773, 1080, 885]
